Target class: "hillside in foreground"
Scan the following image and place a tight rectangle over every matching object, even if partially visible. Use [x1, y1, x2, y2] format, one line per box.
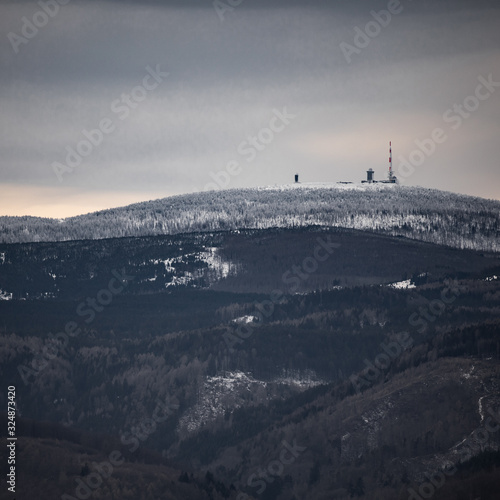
[1, 227, 498, 301]
[2, 269, 500, 499]
[1, 184, 499, 251]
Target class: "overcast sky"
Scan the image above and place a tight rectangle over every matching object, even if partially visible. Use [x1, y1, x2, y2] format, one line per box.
[1, 0, 499, 218]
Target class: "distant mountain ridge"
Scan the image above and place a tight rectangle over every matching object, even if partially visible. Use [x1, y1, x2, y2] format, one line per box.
[1, 184, 499, 251]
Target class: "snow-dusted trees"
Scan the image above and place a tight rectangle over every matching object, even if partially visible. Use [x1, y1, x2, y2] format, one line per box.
[1, 185, 499, 251]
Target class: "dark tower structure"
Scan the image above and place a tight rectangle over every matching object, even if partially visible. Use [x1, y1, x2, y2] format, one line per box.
[388, 141, 397, 183]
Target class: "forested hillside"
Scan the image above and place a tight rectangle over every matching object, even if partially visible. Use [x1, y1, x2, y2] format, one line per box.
[1, 234, 500, 498]
[1, 227, 497, 301]
[1, 192, 500, 499]
[1, 184, 499, 251]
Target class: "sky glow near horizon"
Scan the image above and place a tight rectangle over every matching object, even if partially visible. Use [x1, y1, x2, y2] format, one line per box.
[1, 0, 500, 218]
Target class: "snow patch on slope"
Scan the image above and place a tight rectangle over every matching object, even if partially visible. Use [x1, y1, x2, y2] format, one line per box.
[0, 289, 13, 300]
[388, 279, 416, 290]
[478, 396, 486, 423]
[232, 315, 258, 324]
[141, 247, 240, 288]
[177, 371, 266, 434]
[200, 246, 240, 280]
[271, 368, 327, 388]
[178, 370, 326, 435]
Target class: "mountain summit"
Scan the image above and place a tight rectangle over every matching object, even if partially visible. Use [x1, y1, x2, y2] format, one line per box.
[1, 184, 499, 251]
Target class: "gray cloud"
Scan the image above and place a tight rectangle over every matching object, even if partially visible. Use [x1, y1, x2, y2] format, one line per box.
[1, 0, 500, 216]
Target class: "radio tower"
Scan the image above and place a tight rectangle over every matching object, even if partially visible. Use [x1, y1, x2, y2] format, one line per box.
[388, 141, 396, 183]
[389, 141, 393, 180]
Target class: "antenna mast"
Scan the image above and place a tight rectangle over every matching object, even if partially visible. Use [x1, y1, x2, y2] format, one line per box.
[389, 141, 392, 181]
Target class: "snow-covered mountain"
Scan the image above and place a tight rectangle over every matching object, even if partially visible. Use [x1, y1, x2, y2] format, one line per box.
[1, 183, 499, 251]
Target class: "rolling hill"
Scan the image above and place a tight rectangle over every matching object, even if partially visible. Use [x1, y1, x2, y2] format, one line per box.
[1, 184, 499, 251]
